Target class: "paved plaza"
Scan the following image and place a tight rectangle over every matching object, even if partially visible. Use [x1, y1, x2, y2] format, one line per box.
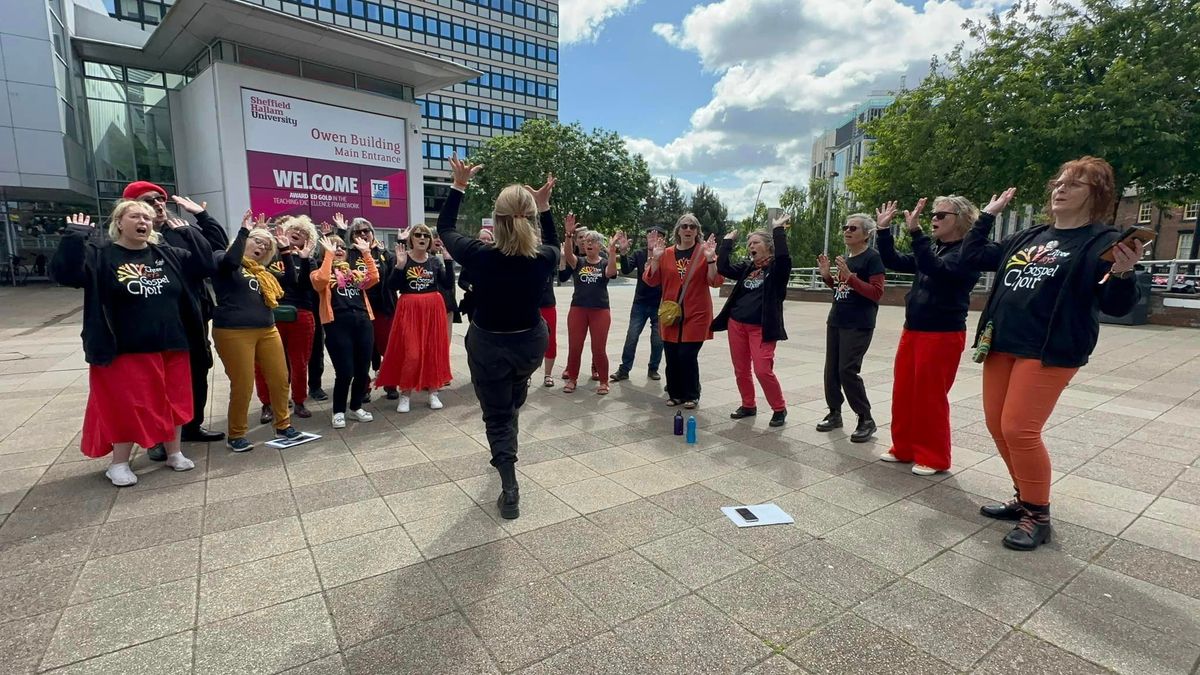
[1, 283, 1199, 674]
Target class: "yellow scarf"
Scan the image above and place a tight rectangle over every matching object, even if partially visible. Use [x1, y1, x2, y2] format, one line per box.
[242, 257, 284, 308]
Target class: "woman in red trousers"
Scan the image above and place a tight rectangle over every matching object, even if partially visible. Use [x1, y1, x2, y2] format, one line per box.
[643, 214, 724, 408]
[376, 223, 453, 412]
[712, 213, 792, 427]
[255, 216, 319, 420]
[561, 214, 619, 394]
[875, 196, 981, 475]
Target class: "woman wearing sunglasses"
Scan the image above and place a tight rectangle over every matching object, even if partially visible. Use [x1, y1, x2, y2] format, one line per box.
[643, 214, 724, 409]
[376, 223, 453, 411]
[311, 234, 379, 429]
[875, 197, 981, 475]
[337, 215, 399, 402]
[816, 214, 886, 443]
[560, 215, 620, 395]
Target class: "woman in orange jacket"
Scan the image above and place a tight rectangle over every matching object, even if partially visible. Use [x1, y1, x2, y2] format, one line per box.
[642, 213, 724, 408]
[310, 235, 379, 429]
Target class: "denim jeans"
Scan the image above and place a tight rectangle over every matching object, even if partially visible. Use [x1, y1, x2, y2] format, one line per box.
[619, 300, 663, 373]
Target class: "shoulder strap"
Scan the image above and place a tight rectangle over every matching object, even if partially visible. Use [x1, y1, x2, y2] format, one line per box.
[676, 245, 703, 303]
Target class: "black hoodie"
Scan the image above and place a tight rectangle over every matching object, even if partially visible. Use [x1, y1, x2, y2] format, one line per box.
[711, 226, 792, 343]
[877, 228, 980, 332]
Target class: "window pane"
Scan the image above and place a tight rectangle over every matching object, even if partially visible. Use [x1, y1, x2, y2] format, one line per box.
[412, 14, 424, 31]
[237, 46, 301, 76]
[85, 62, 123, 80]
[367, 3, 380, 20]
[382, 6, 394, 23]
[303, 61, 356, 87]
[86, 77, 127, 102]
[88, 100, 135, 181]
[335, 0, 348, 13]
[357, 74, 411, 100]
[131, 104, 175, 183]
[503, 36, 513, 52]
[398, 10, 409, 27]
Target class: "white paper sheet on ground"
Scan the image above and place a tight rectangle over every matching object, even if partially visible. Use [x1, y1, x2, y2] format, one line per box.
[721, 503, 795, 528]
[265, 432, 322, 449]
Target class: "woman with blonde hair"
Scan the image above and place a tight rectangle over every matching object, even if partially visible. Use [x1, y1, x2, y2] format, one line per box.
[439, 154, 559, 520]
[50, 200, 214, 485]
[211, 211, 301, 451]
[643, 213, 724, 409]
[560, 216, 619, 394]
[254, 215, 319, 421]
[376, 222, 453, 411]
[310, 233, 379, 428]
[875, 196, 982, 475]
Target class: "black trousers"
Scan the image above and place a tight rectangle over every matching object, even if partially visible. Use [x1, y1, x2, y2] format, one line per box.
[309, 319, 325, 391]
[824, 325, 874, 418]
[183, 322, 213, 433]
[466, 322, 548, 468]
[324, 312, 374, 414]
[663, 341, 704, 402]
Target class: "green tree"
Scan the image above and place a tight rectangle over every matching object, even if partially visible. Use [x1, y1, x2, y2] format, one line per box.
[660, 176, 689, 224]
[690, 184, 729, 237]
[848, 0, 1200, 212]
[463, 120, 652, 233]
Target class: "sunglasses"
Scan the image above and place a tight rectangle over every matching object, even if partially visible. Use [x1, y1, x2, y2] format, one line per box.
[410, 233, 431, 240]
[842, 225, 859, 233]
[679, 223, 698, 231]
[141, 196, 167, 205]
[333, 245, 346, 251]
[931, 211, 959, 221]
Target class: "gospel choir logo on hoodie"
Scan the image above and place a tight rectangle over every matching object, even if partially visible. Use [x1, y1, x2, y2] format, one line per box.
[743, 268, 765, 291]
[116, 261, 170, 297]
[269, 260, 285, 275]
[675, 256, 691, 279]
[1003, 241, 1070, 292]
[239, 268, 260, 293]
[406, 264, 435, 291]
[577, 263, 604, 284]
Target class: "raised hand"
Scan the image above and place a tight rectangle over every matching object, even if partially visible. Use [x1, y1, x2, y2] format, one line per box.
[651, 242, 666, 261]
[984, 187, 1018, 216]
[166, 217, 189, 230]
[526, 173, 556, 212]
[66, 213, 93, 229]
[449, 153, 483, 189]
[903, 197, 926, 232]
[835, 255, 851, 283]
[564, 212, 577, 236]
[298, 238, 316, 259]
[352, 237, 370, 254]
[393, 241, 408, 266]
[724, 228, 739, 241]
[272, 224, 290, 249]
[1110, 239, 1144, 274]
[171, 195, 206, 215]
[701, 234, 717, 259]
[255, 213, 268, 229]
[771, 212, 792, 229]
[240, 209, 254, 232]
[332, 213, 347, 230]
[319, 236, 338, 253]
[817, 253, 831, 277]
[319, 221, 334, 236]
[875, 200, 899, 230]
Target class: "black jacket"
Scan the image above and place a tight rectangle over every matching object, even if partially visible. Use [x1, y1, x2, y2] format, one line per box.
[50, 225, 215, 366]
[619, 249, 663, 306]
[711, 227, 791, 342]
[351, 247, 397, 316]
[960, 212, 1141, 368]
[877, 228, 980, 332]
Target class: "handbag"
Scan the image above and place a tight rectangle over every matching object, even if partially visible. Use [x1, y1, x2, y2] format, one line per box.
[272, 304, 298, 323]
[658, 246, 703, 327]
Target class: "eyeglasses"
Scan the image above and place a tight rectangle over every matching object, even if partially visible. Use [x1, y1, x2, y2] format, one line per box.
[931, 211, 959, 220]
[679, 223, 698, 231]
[141, 196, 166, 205]
[842, 225, 859, 233]
[333, 245, 346, 251]
[410, 233, 431, 240]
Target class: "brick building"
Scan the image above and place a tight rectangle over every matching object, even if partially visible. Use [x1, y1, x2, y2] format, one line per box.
[1114, 193, 1199, 260]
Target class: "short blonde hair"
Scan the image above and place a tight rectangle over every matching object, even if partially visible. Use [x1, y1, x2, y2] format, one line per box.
[107, 200, 162, 244]
[492, 185, 538, 257]
[846, 213, 877, 239]
[932, 195, 979, 238]
[672, 213, 702, 245]
[280, 215, 318, 245]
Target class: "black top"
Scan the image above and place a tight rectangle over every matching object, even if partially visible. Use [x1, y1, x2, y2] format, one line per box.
[105, 244, 189, 353]
[50, 224, 214, 365]
[437, 188, 559, 332]
[388, 256, 447, 296]
[212, 229, 275, 329]
[351, 248, 396, 315]
[877, 229, 981, 332]
[712, 227, 791, 341]
[539, 269, 556, 308]
[960, 213, 1141, 368]
[440, 258, 459, 315]
[619, 249, 663, 306]
[270, 253, 315, 312]
[329, 265, 371, 316]
[828, 248, 885, 330]
[568, 256, 612, 309]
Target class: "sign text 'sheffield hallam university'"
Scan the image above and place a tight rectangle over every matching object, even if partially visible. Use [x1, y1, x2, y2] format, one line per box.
[242, 89, 410, 227]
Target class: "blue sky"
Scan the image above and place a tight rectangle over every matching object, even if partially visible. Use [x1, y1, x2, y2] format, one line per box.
[554, 0, 1005, 216]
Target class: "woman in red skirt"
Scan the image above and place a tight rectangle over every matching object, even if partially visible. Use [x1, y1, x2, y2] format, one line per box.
[376, 223, 453, 412]
[50, 201, 214, 486]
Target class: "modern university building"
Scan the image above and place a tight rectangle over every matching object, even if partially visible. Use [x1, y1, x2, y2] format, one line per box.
[1, 0, 560, 279]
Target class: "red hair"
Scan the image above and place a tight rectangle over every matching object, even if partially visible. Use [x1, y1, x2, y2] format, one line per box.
[1046, 156, 1116, 224]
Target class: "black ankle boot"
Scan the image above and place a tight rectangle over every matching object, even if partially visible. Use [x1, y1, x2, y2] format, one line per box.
[769, 409, 787, 428]
[730, 406, 757, 419]
[980, 486, 1023, 521]
[1003, 502, 1052, 551]
[496, 462, 520, 520]
[850, 417, 876, 443]
[816, 412, 842, 432]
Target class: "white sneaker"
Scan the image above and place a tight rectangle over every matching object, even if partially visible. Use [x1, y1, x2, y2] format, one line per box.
[429, 392, 443, 410]
[396, 395, 411, 413]
[879, 452, 901, 463]
[165, 453, 195, 472]
[332, 412, 346, 429]
[912, 464, 940, 476]
[349, 408, 374, 422]
[105, 462, 138, 487]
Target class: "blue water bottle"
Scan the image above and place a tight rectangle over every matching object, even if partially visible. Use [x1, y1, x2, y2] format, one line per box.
[686, 416, 697, 444]
[673, 411, 684, 436]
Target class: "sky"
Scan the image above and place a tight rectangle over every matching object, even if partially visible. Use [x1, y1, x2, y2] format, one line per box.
[557, 0, 1013, 218]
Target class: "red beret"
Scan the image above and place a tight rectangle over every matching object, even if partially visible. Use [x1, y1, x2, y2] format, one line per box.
[122, 181, 168, 200]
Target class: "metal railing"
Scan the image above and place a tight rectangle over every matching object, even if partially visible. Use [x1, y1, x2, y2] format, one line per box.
[785, 267, 993, 292]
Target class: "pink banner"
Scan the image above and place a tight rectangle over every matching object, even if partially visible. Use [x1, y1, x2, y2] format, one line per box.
[246, 150, 409, 229]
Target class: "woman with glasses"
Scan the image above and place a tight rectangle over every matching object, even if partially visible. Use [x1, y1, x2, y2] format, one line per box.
[816, 214, 886, 443]
[376, 223, 453, 412]
[875, 197, 981, 475]
[962, 157, 1143, 551]
[643, 214, 723, 409]
[311, 234, 379, 429]
[560, 215, 620, 395]
[336, 214, 399, 401]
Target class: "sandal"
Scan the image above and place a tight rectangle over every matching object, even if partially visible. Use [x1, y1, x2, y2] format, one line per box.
[666, 398, 683, 407]
[683, 400, 698, 409]
[543, 375, 554, 388]
[562, 379, 577, 393]
[597, 383, 610, 395]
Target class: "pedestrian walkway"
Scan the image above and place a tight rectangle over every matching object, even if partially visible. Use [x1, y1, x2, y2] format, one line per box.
[1, 284, 1199, 674]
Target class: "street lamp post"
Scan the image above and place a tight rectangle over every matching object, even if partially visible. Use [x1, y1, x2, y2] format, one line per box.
[754, 179, 772, 223]
[822, 169, 839, 255]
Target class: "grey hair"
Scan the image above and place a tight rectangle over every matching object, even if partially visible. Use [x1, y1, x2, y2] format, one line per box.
[747, 230, 774, 254]
[349, 217, 373, 232]
[579, 230, 606, 248]
[846, 213, 877, 238]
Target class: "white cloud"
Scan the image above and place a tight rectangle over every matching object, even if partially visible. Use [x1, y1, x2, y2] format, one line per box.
[631, 0, 1004, 217]
[559, 0, 644, 44]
